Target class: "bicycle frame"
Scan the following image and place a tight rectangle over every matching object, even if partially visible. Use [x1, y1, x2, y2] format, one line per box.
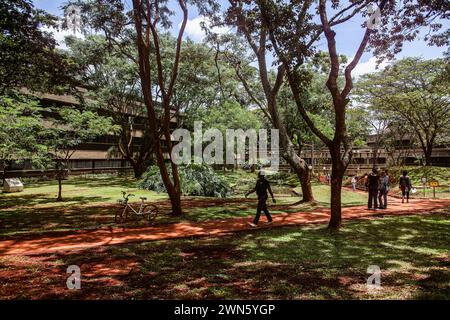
[123, 200, 146, 216]
[116, 192, 158, 224]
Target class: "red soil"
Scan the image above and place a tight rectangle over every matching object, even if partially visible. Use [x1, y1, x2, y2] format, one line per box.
[0, 197, 448, 256]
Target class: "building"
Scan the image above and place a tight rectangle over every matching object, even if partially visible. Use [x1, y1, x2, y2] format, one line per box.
[294, 134, 450, 176]
[1, 91, 179, 179]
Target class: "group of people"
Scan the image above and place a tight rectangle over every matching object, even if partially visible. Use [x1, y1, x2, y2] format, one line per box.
[365, 168, 391, 210]
[246, 168, 415, 228]
[351, 169, 414, 210]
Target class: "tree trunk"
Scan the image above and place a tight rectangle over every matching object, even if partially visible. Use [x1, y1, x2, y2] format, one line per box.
[131, 160, 147, 179]
[328, 159, 345, 230]
[299, 168, 314, 202]
[154, 143, 183, 216]
[281, 133, 315, 203]
[283, 155, 315, 202]
[424, 146, 433, 166]
[56, 177, 63, 202]
[372, 147, 378, 166]
[168, 191, 182, 216]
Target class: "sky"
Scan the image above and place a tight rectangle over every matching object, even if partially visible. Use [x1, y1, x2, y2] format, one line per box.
[34, 0, 448, 77]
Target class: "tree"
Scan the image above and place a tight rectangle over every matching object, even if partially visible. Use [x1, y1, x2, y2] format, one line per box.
[384, 119, 420, 167]
[0, 93, 49, 184]
[68, 0, 217, 215]
[0, 0, 76, 94]
[255, 0, 448, 229]
[129, 0, 188, 215]
[178, 38, 265, 132]
[356, 58, 450, 166]
[46, 108, 116, 201]
[66, 35, 155, 178]
[206, 16, 315, 202]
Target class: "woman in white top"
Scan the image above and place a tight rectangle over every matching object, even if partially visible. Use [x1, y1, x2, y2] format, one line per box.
[351, 176, 357, 191]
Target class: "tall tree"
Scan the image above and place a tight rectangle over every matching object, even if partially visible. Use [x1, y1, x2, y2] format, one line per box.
[130, 0, 188, 215]
[66, 35, 155, 178]
[207, 12, 315, 202]
[384, 119, 420, 167]
[356, 58, 450, 166]
[68, 0, 217, 215]
[255, 0, 448, 229]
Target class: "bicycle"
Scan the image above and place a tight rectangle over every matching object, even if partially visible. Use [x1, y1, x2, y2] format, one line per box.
[115, 191, 158, 223]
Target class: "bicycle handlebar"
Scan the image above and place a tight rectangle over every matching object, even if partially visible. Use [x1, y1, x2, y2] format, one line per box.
[121, 191, 135, 200]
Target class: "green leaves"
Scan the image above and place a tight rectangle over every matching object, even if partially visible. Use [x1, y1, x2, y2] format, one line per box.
[138, 163, 232, 198]
[355, 57, 450, 165]
[0, 91, 117, 172]
[189, 100, 262, 134]
[0, 93, 49, 169]
[46, 107, 118, 161]
[0, 0, 77, 94]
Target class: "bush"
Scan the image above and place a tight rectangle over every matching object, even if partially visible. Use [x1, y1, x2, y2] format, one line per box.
[138, 164, 232, 197]
[389, 166, 450, 186]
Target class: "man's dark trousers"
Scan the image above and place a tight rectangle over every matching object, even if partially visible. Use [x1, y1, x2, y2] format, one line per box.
[368, 187, 378, 209]
[253, 196, 272, 224]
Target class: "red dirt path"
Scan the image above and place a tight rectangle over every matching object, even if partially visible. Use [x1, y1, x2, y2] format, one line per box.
[0, 197, 449, 256]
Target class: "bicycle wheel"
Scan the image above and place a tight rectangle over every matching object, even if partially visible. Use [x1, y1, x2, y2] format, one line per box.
[115, 206, 128, 223]
[142, 204, 158, 223]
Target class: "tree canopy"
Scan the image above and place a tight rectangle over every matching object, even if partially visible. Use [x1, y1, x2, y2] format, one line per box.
[0, 0, 77, 94]
[356, 57, 450, 166]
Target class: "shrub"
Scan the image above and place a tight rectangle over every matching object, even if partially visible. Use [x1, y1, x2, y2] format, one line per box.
[138, 164, 232, 197]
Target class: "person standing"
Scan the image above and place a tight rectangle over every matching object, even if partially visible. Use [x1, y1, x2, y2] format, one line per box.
[366, 168, 380, 210]
[245, 170, 275, 227]
[378, 170, 390, 209]
[351, 176, 357, 191]
[399, 170, 413, 203]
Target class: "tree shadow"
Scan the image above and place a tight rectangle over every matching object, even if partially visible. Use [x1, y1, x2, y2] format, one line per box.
[1, 214, 447, 299]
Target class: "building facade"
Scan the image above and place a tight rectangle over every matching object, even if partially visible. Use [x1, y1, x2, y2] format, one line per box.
[1, 91, 178, 178]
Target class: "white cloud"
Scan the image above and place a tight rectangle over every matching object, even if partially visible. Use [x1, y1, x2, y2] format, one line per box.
[180, 16, 229, 42]
[41, 25, 84, 50]
[352, 56, 390, 78]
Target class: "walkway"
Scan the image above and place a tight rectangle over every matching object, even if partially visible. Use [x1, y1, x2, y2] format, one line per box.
[0, 197, 448, 256]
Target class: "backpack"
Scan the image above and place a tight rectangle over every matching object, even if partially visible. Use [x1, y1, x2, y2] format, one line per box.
[399, 176, 410, 187]
[380, 176, 389, 192]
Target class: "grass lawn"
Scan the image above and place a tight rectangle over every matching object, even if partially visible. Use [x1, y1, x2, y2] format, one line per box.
[0, 174, 368, 237]
[0, 213, 448, 299]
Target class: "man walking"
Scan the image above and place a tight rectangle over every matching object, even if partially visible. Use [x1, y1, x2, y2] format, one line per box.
[245, 170, 275, 227]
[366, 168, 380, 210]
[399, 170, 413, 203]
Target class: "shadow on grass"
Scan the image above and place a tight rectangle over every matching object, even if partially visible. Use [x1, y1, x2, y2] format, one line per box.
[1, 213, 447, 299]
[0, 194, 107, 209]
[22, 176, 137, 190]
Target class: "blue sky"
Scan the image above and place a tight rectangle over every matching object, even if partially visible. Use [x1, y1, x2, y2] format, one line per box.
[34, 0, 448, 76]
